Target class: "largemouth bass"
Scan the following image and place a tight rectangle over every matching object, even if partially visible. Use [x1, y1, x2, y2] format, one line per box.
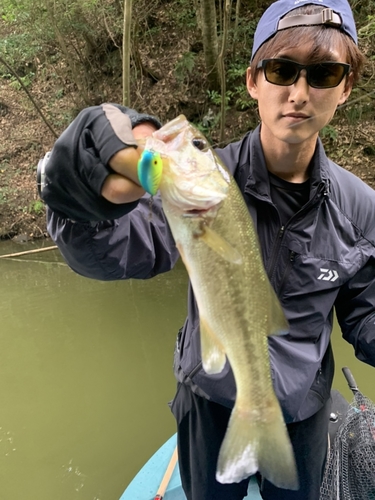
[138, 115, 298, 490]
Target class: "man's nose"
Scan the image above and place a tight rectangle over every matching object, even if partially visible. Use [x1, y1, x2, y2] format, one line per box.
[289, 69, 310, 104]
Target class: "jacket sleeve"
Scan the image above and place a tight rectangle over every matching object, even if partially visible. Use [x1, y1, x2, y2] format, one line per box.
[40, 103, 161, 222]
[335, 254, 375, 367]
[41, 103, 179, 280]
[46, 192, 179, 281]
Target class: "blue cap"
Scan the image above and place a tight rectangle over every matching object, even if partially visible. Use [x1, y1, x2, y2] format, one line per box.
[251, 0, 358, 60]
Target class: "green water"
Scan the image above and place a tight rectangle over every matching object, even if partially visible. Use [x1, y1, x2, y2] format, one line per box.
[0, 240, 373, 500]
[0, 241, 187, 500]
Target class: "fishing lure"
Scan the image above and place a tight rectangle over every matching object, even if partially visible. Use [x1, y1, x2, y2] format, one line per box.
[137, 150, 163, 196]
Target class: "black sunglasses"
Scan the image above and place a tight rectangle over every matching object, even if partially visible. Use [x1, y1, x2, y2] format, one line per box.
[256, 58, 351, 89]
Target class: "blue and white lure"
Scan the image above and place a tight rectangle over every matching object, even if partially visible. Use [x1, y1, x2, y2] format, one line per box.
[137, 150, 163, 196]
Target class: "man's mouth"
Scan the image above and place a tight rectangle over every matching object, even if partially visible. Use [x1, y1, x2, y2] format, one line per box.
[283, 113, 310, 119]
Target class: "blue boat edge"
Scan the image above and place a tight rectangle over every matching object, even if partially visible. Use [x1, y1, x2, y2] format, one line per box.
[120, 433, 262, 500]
[119, 390, 349, 499]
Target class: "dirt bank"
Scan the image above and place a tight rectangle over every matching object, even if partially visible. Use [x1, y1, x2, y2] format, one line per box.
[1, 40, 374, 241]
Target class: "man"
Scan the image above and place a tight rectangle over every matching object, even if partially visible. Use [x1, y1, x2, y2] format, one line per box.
[38, 0, 374, 498]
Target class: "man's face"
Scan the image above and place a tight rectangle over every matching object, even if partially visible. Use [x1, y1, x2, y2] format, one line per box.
[246, 42, 353, 148]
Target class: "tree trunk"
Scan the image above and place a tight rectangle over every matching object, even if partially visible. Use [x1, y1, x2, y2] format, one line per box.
[218, 0, 232, 142]
[199, 0, 220, 91]
[123, 0, 132, 106]
[193, 0, 202, 31]
[232, 0, 241, 56]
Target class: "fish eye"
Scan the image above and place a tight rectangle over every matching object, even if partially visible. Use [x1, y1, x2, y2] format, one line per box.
[192, 138, 207, 151]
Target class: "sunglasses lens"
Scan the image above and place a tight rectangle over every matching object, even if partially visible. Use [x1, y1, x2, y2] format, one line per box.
[264, 60, 298, 86]
[262, 60, 348, 89]
[309, 64, 346, 88]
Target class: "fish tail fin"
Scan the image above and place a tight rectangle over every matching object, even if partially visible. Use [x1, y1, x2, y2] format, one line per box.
[257, 406, 299, 491]
[216, 404, 259, 484]
[216, 400, 299, 491]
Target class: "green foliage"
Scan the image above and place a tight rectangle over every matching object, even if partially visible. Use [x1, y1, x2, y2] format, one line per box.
[230, 18, 258, 54]
[9, 73, 35, 90]
[206, 89, 219, 106]
[28, 200, 45, 215]
[175, 52, 196, 82]
[320, 125, 338, 142]
[0, 185, 16, 205]
[0, 191, 7, 205]
[0, 0, 122, 105]
[55, 88, 65, 99]
[227, 64, 247, 82]
[228, 86, 255, 111]
[207, 89, 226, 107]
[208, 83, 255, 112]
[1, 0, 26, 23]
[335, 87, 371, 125]
[0, 0, 373, 138]
[144, 25, 162, 37]
[358, 15, 375, 40]
[0, 34, 40, 78]
[344, 103, 363, 125]
[168, 0, 197, 29]
[194, 116, 220, 144]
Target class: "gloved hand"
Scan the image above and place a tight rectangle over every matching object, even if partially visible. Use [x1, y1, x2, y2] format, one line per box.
[102, 121, 157, 204]
[39, 104, 161, 222]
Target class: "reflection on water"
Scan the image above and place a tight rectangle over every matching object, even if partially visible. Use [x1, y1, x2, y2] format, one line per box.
[0, 240, 373, 500]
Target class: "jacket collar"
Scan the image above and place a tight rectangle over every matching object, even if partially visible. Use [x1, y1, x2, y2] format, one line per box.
[246, 125, 331, 200]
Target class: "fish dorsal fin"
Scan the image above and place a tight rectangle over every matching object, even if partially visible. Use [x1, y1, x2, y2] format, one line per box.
[200, 317, 227, 374]
[268, 286, 289, 336]
[199, 225, 243, 265]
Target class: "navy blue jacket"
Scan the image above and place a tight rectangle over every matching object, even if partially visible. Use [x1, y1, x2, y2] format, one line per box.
[42, 104, 375, 423]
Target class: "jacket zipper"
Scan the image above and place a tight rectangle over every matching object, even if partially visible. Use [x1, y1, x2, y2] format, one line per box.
[309, 368, 325, 402]
[267, 225, 285, 285]
[188, 361, 203, 379]
[277, 250, 296, 295]
[266, 182, 328, 288]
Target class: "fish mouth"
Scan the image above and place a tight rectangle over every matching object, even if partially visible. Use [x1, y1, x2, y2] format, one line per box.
[183, 208, 211, 218]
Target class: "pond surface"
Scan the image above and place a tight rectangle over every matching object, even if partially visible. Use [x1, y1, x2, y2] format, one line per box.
[0, 239, 374, 500]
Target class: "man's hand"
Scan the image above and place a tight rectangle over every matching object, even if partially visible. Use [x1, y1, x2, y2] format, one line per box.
[101, 122, 157, 204]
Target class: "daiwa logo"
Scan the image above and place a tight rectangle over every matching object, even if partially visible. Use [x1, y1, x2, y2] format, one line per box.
[318, 268, 339, 282]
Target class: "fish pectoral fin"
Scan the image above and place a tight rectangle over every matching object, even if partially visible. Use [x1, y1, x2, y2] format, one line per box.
[198, 226, 243, 265]
[268, 286, 289, 336]
[200, 317, 226, 374]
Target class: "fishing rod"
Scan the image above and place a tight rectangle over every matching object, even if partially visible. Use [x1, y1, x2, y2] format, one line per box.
[0, 55, 58, 139]
[0, 246, 58, 259]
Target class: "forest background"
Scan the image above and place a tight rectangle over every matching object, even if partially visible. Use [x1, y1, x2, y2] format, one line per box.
[0, 0, 374, 240]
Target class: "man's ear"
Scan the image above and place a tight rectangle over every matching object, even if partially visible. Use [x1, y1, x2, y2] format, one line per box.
[246, 67, 258, 100]
[338, 72, 354, 106]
